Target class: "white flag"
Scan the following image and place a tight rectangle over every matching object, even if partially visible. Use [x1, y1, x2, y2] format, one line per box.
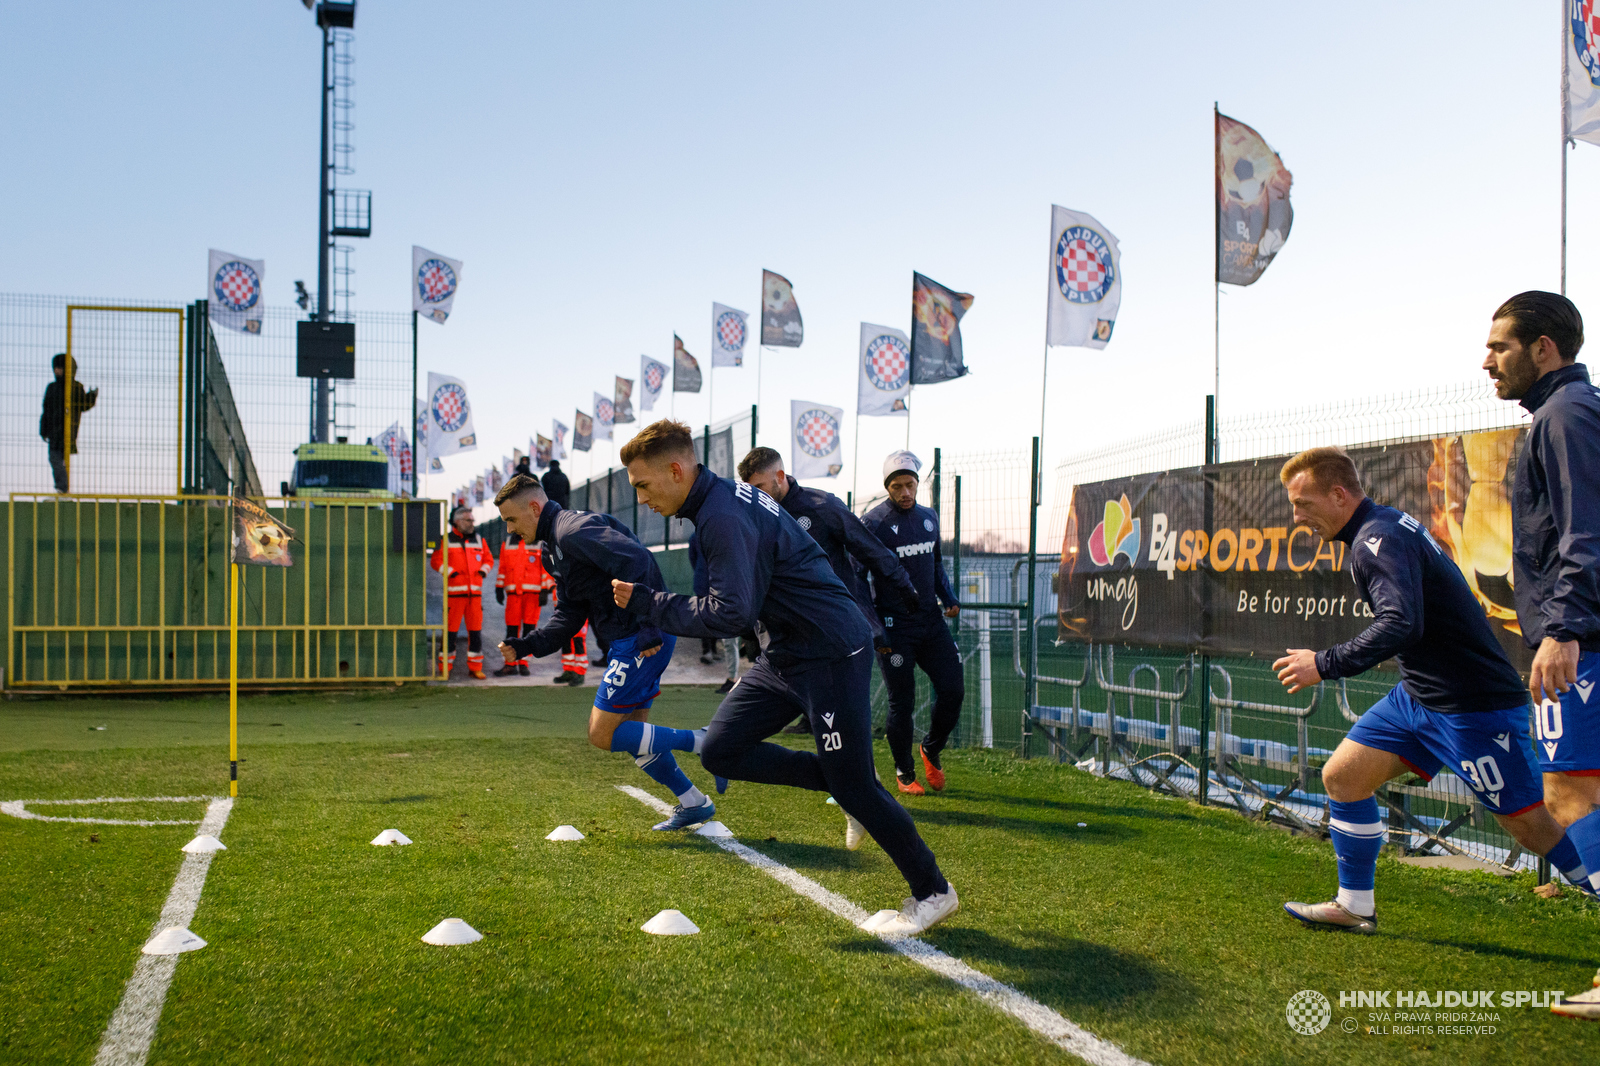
[412, 246, 463, 324]
[374, 421, 413, 496]
[711, 302, 748, 367]
[552, 420, 569, 460]
[1570, 15, 1600, 146]
[857, 323, 911, 418]
[1046, 206, 1121, 349]
[593, 392, 614, 441]
[640, 355, 669, 411]
[791, 400, 844, 479]
[207, 250, 265, 334]
[425, 371, 477, 459]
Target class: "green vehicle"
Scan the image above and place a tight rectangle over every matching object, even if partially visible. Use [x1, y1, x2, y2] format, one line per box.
[282, 440, 396, 499]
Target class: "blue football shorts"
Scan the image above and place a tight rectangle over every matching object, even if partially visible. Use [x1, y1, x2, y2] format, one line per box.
[592, 632, 676, 713]
[1533, 650, 1600, 775]
[1348, 682, 1544, 817]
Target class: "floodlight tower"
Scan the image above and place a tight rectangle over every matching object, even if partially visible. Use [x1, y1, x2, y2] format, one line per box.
[305, 0, 371, 443]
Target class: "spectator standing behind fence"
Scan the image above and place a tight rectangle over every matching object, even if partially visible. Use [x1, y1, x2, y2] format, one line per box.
[494, 532, 553, 677]
[39, 353, 97, 493]
[431, 505, 495, 680]
[541, 460, 570, 509]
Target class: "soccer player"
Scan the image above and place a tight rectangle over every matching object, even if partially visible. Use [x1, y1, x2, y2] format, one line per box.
[493, 474, 721, 830]
[1483, 291, 1600, 1018]
[738, 446, 921, 735]
[614, 420, 957, 935]
[860, 451, 964, 794]
[1272, 447, 1593, 934]
[431, 505, 495, 680]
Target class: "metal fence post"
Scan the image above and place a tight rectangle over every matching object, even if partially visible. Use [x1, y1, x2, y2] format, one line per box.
[1197, 394, 1217, 804]
[750, 403, 758, 450]
[1023, 436, 1039, 758]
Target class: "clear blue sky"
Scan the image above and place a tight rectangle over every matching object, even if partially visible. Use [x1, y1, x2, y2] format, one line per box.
[3, 1, 1592, 503]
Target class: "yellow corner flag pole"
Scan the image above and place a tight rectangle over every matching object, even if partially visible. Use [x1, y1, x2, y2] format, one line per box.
[229, 561, 239, 797]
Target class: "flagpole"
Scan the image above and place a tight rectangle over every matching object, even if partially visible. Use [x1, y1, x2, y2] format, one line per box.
[229, 560, 239, 798]
[1213, 101, 1222, 462]
[1562, 7, 1570, 296]
[851, 412, 861, 511]
[1039, 205, 1053, 489]
[905, 387, 912, 449]
[411, 310, 419, 498]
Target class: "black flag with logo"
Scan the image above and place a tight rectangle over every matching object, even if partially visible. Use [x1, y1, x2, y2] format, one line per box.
[909, 272, 973, 384]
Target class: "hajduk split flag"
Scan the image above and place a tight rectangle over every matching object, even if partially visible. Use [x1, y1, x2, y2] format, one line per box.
[536, 434, 553, 469]
[761, 270, 803, 347]
[208, 250, 265, 334]
[640, 355, 669, 411]
[711, 303, 748, 367]
[1046, 206, 1122, 349]
[674, 335, 702, 392]
[791, 400, 844, 479]
[1569, 7, 1600, 145]
[593, 393, 615, 440]
[413, 246, 463, 324]
[910, 273, 973, 384]
[1215, 111, 1293, 286]
[231, 495, 295, 567]
[425, 372, 477, 459]
[614, 376, 636, 424]
[857, 323, 911, 417]
[573, 410, 593, 451]
[552, 419, 569, 460]
[374, 421, 414, 496]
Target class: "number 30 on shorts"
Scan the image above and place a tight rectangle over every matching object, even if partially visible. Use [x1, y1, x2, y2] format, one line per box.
[821, 731, 842, 751]
[1458, 755, 1504, 794]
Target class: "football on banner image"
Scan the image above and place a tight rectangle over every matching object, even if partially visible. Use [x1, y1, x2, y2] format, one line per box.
[857, 323, 911, 417]
[1215, 113, 1293, 286]
[1046, 206, 1121, 349]
[673, 334, 702, 392]
[909, 273, 973, 384]
[208, 250, 265, 334]
[761, 270, 803, 347]
[790, 400, 844, 479]
[536, 435, 552, 469]
[614, 376, 636, 424]
[573, 411, 593, 452]
[710, 303, 748, 367]
[412, 246, 463, 323]
[425, 372, 477, 459]
[231, 496, 295, 567]
[639, 356, 669, 411]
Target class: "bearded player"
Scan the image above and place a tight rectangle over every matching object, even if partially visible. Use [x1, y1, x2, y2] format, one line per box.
[1272, 447, 1593, 934]
[494, 474, 723, 830]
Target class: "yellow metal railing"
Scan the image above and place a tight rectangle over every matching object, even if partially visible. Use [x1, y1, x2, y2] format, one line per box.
[5, 493, 442, 689]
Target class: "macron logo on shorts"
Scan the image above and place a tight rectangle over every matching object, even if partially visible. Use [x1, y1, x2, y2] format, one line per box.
[1577, 680, 1595, 704]
[1493, 732, 1511, 751]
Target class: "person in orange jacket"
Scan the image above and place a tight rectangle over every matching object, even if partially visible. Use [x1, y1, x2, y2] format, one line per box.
[493, 533, 554, 676]
[431, 505, 496, 679]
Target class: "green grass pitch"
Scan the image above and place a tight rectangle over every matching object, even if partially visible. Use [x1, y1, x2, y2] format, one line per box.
[1, 684, 1597, 1065]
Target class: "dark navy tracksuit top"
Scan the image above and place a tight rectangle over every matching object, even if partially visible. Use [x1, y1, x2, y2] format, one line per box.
[860, 498, 958, 632]
[506, 501, 665, 660]
[1314, 498, 1526, 714]
[626, 466, 870, 668]
[777, 476, 919, 646]
[1513, 362, 1600, 653]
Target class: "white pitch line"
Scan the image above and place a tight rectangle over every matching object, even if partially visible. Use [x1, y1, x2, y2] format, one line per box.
[1, 795, 212, 827]
[92, 797, 233, 1066]
[616, 785, 1149, 1066]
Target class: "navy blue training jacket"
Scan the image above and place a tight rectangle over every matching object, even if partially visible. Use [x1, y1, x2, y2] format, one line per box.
[1514, 362, 1600, 651]
[860, 498, 958, 631]
[778, 476, 919, 646]
[626, 466, 870, 668]
[506, 501, 664, 660]
[1315, 498, 1526, 713]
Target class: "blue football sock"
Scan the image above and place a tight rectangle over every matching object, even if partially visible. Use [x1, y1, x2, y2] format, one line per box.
[1565, 807, 1600, 894]
[609, 720, 698, 757]
[633, 752, 700, 805]
[1545, 832, 1595, 895]
[1328, 798, 1384, 915]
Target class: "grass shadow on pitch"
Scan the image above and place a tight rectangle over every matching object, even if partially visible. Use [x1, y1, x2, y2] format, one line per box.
[899, 806, 1153, 843]
[1394, 935, 1599, 968]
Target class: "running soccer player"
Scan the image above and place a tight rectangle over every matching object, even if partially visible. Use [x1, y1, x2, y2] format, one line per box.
[493, 474, 721, 831]
[860, 451, 963, 794]
[1483, 291, 1600, 1018]
[614, 421, 958, 935]
[738, 446, 921, 736]
[1271, 447, 1592, 934]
